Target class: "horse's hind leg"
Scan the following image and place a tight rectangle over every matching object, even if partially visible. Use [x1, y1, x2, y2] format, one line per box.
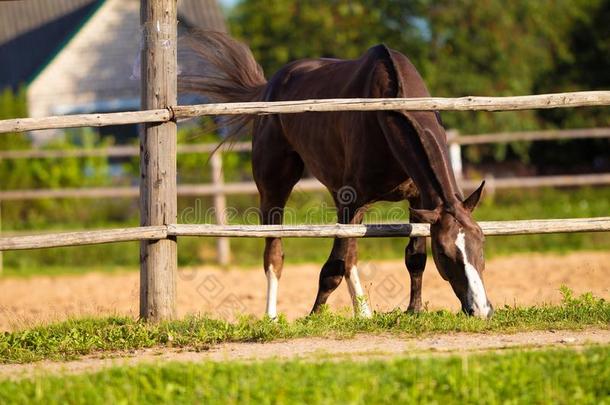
[310, 237, 349, 314]
[405, 197, 427, 312]
[344, 238, 372, 317]
[254, 137, 304, 319]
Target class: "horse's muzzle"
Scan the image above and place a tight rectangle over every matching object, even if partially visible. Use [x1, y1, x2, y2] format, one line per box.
[463, 301, 494, 319]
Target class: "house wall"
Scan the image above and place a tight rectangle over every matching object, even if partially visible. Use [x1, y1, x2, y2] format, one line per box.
[27, 0, 141, 118]
[0, 0, 99, 91]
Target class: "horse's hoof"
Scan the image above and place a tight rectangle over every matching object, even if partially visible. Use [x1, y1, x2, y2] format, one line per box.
[355, 307, 373, 319]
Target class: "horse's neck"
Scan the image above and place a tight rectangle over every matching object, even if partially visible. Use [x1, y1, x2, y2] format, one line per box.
[380, 48, 462, 207]
[418, 138, 462, 209]
[418, 161, 461, 210]
[378, 111, 461, 210]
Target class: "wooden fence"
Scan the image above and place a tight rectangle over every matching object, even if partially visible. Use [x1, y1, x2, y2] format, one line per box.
[2, 92, 610, 134]
[0, 0, 609, 321]
[1, 217, 610, 251]
[1, 126, 608, 265]
[1, 127, 608, 201]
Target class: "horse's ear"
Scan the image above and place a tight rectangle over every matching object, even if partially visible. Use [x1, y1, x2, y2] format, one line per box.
[409, 207, 441, 224]
[463, 181, 485, 212]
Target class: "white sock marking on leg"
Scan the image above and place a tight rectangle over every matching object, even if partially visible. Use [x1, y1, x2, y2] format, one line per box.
[265, 264, 278, 319]
[346, 265, 372, 318]
[455, 230, 491, 318]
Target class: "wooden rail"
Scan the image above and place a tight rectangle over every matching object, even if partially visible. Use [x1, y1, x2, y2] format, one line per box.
[0, 179, 323, 200]
[452, 127, 610, 145]
[173, 92, 610, 115]
[1, 217, 609, 251]
[0, 142, 252, 159]
[461, 173, 610, 189]
[171, 217, 610, 238]
[1, 91, 609, 134]
[0, 226, 167, 250]
[0, 126, 608, 160]
[0, 109, 170, 134]
[2, 174, 609, 201]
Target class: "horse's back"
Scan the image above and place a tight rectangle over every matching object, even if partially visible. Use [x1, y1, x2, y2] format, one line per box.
[264, 44, 423, 100]
[254, 45, 430, 200]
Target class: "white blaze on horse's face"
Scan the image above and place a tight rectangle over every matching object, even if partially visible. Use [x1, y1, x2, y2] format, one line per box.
[427, 211, 493, 319]
[455, 229, 492, 318]
[411, 181, 490, 317]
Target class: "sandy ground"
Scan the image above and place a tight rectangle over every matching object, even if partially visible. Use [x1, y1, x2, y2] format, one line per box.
[1, 329, 609, 380]
[1, 251, 609, 331]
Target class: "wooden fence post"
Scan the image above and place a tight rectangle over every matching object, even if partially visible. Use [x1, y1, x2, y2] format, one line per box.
[210, 152, 230, 266]
[139, 0, 177, 321]
[447, 129, 463, 181]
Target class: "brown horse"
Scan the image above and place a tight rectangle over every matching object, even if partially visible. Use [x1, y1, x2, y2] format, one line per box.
[179, 31, 493, 319]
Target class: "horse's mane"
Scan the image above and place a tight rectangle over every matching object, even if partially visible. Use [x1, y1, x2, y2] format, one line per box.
[178, 30, 268, 141]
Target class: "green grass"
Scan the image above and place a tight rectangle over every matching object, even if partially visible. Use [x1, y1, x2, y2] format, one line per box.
[1, 346, 609, 404]
[1, 288, 608, 364]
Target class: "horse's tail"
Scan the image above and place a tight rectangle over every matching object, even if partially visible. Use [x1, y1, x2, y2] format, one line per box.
[178, 30, 267, 138]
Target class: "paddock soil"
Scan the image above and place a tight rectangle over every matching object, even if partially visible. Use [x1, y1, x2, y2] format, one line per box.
[1, 251, 609, 331]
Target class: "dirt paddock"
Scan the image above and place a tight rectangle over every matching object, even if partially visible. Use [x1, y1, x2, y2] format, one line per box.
[1, 251, 609, 331]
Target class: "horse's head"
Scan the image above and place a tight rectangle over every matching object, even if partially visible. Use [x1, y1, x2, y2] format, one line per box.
[410, 182, 493, 318]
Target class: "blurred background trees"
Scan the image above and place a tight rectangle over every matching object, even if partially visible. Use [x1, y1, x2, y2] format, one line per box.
[230, 0, 610, 163]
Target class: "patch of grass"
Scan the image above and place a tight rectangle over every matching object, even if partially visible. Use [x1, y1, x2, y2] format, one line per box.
[0, 289, 608, 364]
[1, 346, 609, 404]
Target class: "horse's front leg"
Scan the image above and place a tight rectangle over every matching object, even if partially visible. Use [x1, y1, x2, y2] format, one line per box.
[344, 238, 372, 318]
[405, 236, 426, 313]
[405, 198, 427, 312]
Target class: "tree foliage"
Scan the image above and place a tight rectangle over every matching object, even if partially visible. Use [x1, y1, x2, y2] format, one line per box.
[229, 0, 610, 161]
[0, 87, 30, 150]
[229, 0, 426, 77]
[0, 88, 116, 227]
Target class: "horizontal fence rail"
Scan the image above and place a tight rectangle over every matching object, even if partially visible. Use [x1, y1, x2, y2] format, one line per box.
[173, 91, 610, 116]
[170, 217, 610, 238]
[2, 174, 610, 201]
[0, 142, 252, 159]
[1, 217, 609, 251]
[0, 226, 167, 250]
[0, 126, 608, 160]
[0, 179, 324, 200]
[451, 127, 610, 145]
[0, 109, 171, 134]
[472, 173, 610, 189]
[1, 91, 609, 133]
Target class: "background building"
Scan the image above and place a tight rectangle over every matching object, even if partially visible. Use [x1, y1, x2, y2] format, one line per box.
[0, 0, 226, 142]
